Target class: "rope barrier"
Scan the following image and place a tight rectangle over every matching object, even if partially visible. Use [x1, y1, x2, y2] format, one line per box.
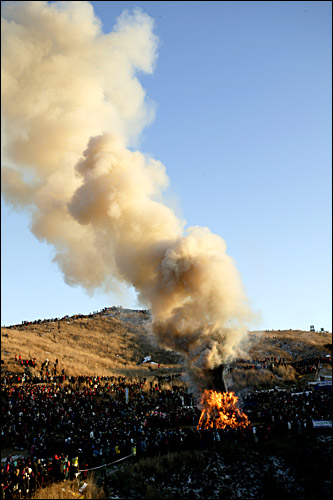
[78, 453, 133, 472]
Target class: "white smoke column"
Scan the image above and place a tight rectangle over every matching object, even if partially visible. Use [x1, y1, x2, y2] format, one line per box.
[2, 1, 254, 386]
[2, 1, 158, 291]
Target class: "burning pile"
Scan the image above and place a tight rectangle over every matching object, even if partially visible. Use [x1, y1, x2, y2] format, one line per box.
[197, 390, 250, 430]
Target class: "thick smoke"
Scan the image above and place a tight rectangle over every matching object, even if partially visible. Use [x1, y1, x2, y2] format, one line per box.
[2, 1, 253, 390]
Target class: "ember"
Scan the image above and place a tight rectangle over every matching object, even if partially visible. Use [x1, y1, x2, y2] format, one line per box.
[197, 390, 250, 430]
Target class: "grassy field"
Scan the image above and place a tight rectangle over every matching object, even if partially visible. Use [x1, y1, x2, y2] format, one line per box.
[1, 309, 183, 377]
[1, 308, 331, 381]
[30, 475, 105, 499]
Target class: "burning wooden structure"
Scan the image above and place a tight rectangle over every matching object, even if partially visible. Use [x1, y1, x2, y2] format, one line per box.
[204, 364, 228, 393]
[197, 364, 249, 430]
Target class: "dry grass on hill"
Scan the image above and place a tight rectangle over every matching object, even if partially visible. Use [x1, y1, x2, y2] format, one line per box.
[248, 329, 331, 361]
[225, 329, 331, 391]
[228, 365, 298, 392]
[1, 309, 331, 380]
[30, 475, 104, 499]
[1, 310, 183, 377]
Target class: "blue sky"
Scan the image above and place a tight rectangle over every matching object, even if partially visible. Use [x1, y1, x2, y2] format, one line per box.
[1, 1, 332, 331]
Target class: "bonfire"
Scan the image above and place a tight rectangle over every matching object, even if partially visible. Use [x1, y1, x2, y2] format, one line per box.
[197, 390, 250, 430]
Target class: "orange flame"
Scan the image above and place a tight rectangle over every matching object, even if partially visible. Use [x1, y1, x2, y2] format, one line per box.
[197, 390, 250, 430]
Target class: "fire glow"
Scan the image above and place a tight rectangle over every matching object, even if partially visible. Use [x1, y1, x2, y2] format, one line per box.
[197, 390, 250, 430]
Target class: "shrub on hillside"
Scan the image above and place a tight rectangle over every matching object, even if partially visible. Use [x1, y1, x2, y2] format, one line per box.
[31, 476, 105, 499]
[230, 368, 275, 391]
[271, 364, 296, 382]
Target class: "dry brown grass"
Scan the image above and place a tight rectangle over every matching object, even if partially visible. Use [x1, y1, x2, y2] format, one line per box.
[229, 368, 275, 391]
[228, 364, 299, 392]
[30, 475, 105, 499]
[247, 329, 331, 361]
[1, 311, 183, 377]
[1, 310, 331, 378]
[271, 364, 297, 381]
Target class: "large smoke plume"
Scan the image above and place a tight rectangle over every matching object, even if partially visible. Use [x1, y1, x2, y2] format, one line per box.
[2, 1, 253, 392]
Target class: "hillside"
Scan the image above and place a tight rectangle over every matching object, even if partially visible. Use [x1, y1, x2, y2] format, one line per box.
[1, 306, 331, 387]
[1, 307, 183, 377]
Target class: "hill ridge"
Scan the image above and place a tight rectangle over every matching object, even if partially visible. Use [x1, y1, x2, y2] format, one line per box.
[1, 306, 331, 389]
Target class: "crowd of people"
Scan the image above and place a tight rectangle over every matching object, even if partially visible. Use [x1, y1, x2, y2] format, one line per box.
[0, 454, 79, 499]
[1, 347, 332, 499]
[241, 387, 331, 437]
[2, 368, 332, 495]
[233, 356, 288, 371]
[289, 355, 331, 375]
[1, 373, 196, 498]
[232, 354, 331, 375]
